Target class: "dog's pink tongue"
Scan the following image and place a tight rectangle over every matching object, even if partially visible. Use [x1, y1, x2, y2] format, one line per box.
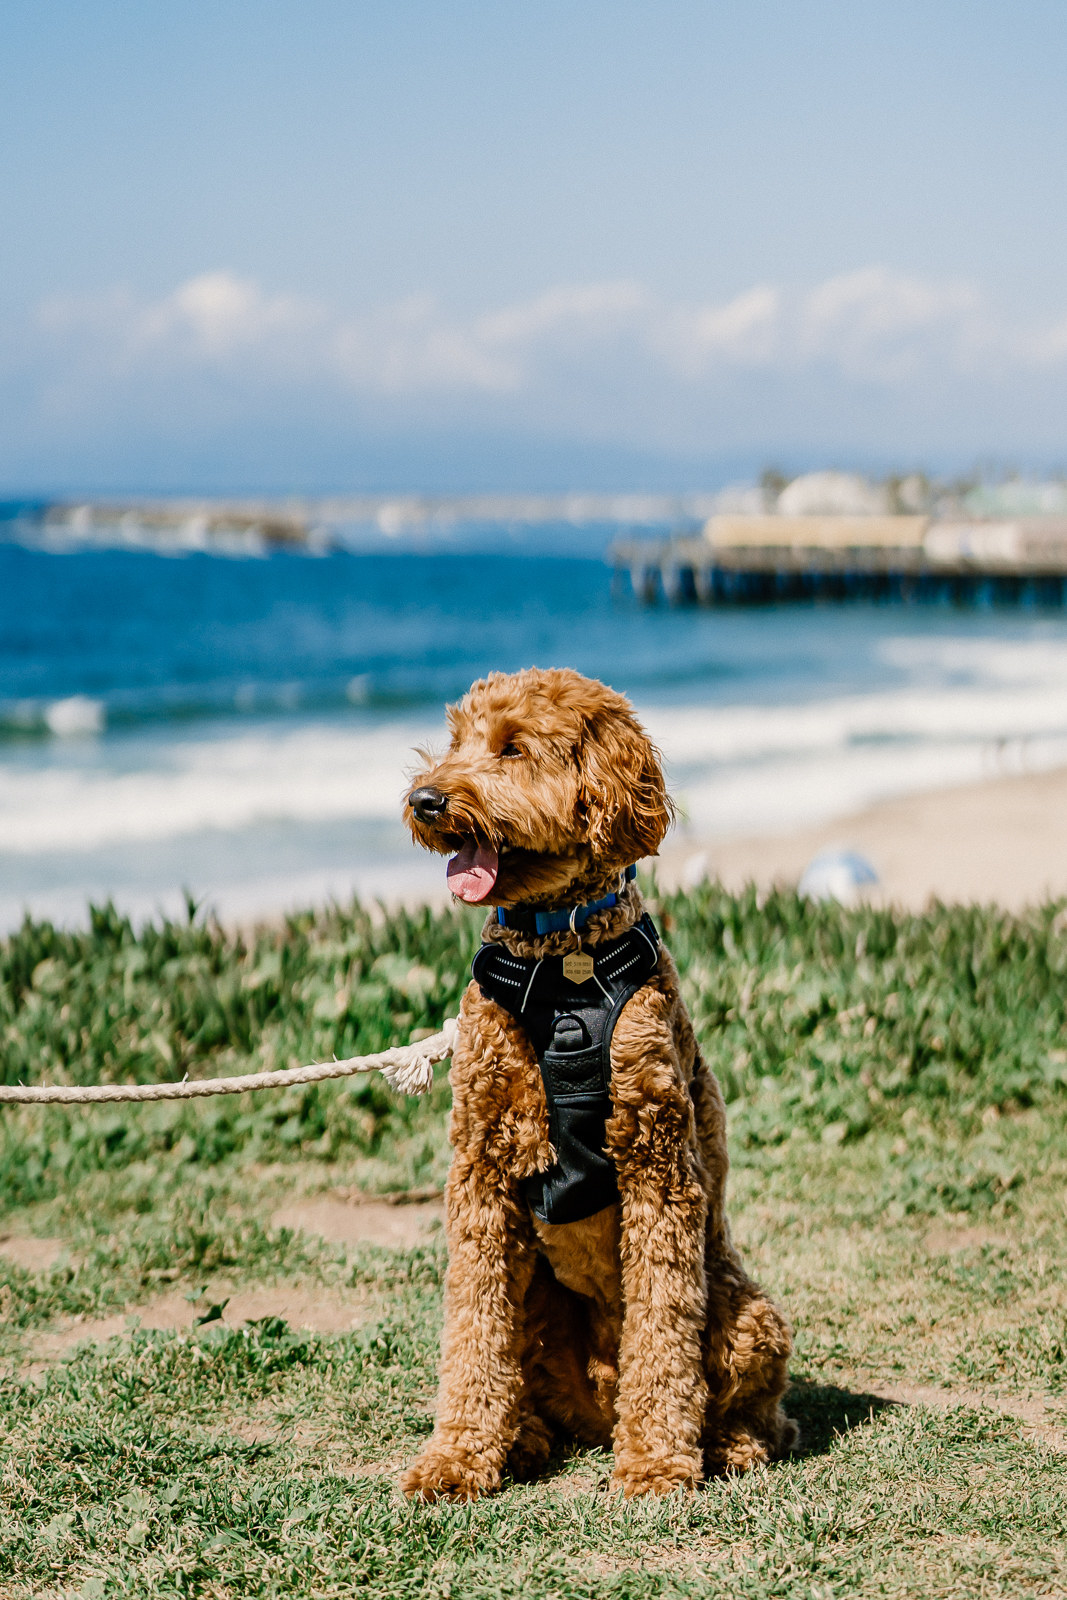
[447, 840, 499, 903]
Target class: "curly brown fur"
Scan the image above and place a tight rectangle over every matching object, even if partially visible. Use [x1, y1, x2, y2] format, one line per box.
[406, 667, 673, 909]
[400, 667, 795, 1501]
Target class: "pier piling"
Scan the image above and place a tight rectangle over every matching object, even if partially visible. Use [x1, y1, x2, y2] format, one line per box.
[609, 516, 1067, 608]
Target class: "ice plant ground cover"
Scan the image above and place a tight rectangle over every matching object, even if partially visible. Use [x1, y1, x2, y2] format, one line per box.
[0, 885, 1065, 1597]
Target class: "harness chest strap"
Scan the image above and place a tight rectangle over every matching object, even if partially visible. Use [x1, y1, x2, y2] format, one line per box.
[470, 912, 661, 1225]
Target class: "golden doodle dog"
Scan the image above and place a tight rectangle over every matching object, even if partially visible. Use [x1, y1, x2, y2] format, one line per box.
[402, 666, 795, 1500]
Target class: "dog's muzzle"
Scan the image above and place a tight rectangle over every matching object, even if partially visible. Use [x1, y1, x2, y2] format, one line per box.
[408, 785, 448, 823]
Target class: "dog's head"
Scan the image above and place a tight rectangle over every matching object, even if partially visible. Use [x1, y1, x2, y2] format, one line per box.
[404, 667, 673, 907]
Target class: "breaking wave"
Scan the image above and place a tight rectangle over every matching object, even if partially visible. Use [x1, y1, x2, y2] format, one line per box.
[5, 539, 1067, 926]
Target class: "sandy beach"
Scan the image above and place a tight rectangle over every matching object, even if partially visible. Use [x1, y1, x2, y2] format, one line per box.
[658, 764, 1067, 911]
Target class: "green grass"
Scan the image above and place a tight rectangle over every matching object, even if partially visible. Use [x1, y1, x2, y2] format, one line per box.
[1, 885, 1066, 1597]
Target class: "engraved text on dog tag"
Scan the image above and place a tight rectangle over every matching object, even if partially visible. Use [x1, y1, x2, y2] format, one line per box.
[562, 949, 594, 985]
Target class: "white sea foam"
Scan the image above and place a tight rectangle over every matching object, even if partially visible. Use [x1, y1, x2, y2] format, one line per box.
[876, 634, 1067, 682]
[643, 638, 1067, 836]
[646, 684, 1067, 766]
[0, 720, 439, 853]
[3, 627, 1067, 927]
[3, 664, 1067, 857]
[43, 695, 106, 737]
[669, 732, 1067, 840]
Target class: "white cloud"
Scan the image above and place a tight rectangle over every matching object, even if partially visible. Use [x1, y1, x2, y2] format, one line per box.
[137, 271, 319, 354]
[40, 273, 316, 350]
[334, 281, 652, 394]
[658, 286, 782, 376]
[692, 286, 782, 356]
[28, 264, 1067, 414]
[798, 267, 984, 376]
[1017, 311, 1067, 368]
[802, 266, 978, 342]
[333, 295, 518, 394]
[475, 281, 648, 345]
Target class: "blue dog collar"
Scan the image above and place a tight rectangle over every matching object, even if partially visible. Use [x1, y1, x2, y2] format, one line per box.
[496, 865, 637, 936]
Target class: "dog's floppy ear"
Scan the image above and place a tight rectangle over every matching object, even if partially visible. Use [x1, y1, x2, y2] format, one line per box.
[576, 703, 674, 864]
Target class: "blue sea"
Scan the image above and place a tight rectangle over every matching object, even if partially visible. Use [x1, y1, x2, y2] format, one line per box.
[3, 534, 1067, 929]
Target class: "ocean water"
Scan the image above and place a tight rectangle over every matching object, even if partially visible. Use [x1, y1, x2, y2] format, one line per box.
[3, 537, 1067, 929]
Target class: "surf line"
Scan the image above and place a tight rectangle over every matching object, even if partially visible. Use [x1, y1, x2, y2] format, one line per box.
[0, 1021, 457, 1105]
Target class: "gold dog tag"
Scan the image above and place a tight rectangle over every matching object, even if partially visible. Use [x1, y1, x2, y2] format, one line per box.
[562, 949, 594, 985]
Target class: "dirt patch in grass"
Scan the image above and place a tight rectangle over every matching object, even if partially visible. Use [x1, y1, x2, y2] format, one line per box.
[271, 1193, 443, 1251]
[33, 1281, 370, 1359]
[924, 1224, 1011, 1253]
[0, 1235, 67, 1273]
[591, 1537, 736, 1577]
[546, 1465, 606, 1498]
[863, 1379, 1067, 1450]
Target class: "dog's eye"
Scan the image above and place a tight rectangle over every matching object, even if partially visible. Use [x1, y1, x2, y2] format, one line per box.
[499, 742, 522, 759]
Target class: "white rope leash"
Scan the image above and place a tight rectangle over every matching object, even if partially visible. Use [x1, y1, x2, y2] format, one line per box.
[0, 1019, 458, 1106]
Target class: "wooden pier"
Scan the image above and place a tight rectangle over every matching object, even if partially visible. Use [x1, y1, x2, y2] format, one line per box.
[610, 515, 1067, 607]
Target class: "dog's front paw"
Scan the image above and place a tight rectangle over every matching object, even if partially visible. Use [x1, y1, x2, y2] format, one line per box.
[400, 1445, 501, 1503]
[704, 1411, 799, 1476]
[506, 1410, 554, 1482]
[611, 1450, 702, 1498]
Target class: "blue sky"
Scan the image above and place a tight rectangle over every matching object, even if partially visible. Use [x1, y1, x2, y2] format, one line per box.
[3, 1, 1067, 493]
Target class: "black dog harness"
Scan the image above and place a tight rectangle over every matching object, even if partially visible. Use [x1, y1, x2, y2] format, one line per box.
[471, 913, 661, 1225]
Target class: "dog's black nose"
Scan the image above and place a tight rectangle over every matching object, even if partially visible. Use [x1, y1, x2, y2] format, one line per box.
[408, 785, 448, 822]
